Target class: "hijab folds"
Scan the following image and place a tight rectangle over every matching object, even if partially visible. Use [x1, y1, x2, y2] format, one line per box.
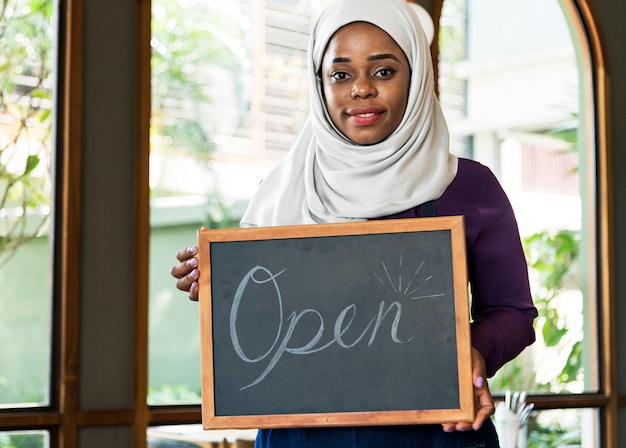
[240, 0, 458, 227]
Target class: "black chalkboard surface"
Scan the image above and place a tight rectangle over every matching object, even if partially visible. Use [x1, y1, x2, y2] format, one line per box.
[198, 216, 473, 429]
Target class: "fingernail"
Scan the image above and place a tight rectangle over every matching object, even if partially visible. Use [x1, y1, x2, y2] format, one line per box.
[188, 245, 197, 254]
[189, 257, 197, 268]
[190, 269, 198, 280]
[476, 376, 484, 388]
[190, 282, 198, 291]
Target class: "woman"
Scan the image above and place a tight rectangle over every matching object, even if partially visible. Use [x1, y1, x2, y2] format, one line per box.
[171, 0, 537, 445]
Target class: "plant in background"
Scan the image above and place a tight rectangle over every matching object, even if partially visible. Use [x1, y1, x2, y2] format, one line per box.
[490, 228, 583, 447]
[524, 229, 582, 386]
[0, 433, 45, 448]
[491, 228, 583, 393]
[0, 0, 54, 268]
[150, 0, 248, 200]
[147, 383, 201, 405]
[527, 416, 582, 448]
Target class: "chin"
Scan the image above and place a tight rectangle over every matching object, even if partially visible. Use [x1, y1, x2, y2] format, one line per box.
[349, 135, 388, 146]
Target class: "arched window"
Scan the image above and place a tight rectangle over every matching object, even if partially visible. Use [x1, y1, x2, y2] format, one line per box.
[2, 1, 614, 447]
[438, 0, 613, 445]
[144, 0, 614, 445]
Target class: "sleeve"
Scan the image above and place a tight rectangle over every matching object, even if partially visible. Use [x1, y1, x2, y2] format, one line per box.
[467, 167, 538, 377]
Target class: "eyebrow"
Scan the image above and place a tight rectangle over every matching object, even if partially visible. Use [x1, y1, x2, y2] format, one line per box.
[331, 53, 402, 64]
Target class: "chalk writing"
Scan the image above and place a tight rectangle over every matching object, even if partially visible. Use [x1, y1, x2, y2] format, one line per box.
[230, 258, 444, 390]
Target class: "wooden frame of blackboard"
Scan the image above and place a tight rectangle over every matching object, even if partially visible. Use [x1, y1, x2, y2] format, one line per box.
[198, 216, 474, 430]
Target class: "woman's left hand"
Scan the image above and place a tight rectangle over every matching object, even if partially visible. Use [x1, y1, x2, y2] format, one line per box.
[441, 347, 495, 432]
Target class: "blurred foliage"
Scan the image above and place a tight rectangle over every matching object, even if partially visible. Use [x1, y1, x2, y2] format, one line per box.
[0, 432, 45, 448]
[148, 383, 201, 405]
[528, 425, 581, 447]
[150, 0, 249, 198]
[0, 0, 53, 267]
[526, 229, 580, 349]
[527, 412, 582, 448]
[491, 229, 582, 393]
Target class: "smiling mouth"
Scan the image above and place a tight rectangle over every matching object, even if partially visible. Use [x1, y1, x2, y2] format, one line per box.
[348, 110, 384, 126]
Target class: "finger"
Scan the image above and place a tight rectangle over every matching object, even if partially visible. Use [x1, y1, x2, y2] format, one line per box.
[175, 245, 198, 263]
[171, 254, 198, 279]
[472, 409, 490, 431]
[441, 422, 472, 433]
[441, 423, 456, 433]
[472, 398, 495, 431]
[472, 383, 495, 431]
[175, 268, 198, 292]
[189, 281, 199, 301]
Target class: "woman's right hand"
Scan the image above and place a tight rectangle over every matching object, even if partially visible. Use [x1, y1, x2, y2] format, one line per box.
[170, 245, 200, 301]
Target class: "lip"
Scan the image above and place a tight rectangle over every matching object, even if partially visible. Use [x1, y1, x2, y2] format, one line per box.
[347, 107, 385, 126]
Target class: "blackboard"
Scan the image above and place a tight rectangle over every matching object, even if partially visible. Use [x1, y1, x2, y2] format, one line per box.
[198, 216, 474, 429]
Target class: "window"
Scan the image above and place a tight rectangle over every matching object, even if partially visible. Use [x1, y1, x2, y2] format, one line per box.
[0, 1, 616, 447]
[0, 0, 55, 445]
[438, 0, 611, 444]
[0, 0, 55, 404]
[148, 0, 331, 409]
[146, 0, 614, 445]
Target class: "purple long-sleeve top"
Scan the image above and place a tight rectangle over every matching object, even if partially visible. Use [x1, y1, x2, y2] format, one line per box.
[254, 158, 538, 447]
[377, 158, 538, 377]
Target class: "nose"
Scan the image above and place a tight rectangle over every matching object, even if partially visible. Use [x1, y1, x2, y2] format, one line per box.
[350, 77, 377, 98]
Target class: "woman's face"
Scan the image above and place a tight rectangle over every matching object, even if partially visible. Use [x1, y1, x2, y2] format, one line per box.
[320, 22, 411, 145]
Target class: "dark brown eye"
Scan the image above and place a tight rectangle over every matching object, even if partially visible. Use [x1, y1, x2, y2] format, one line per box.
[330, 71, 350, 81]
[375, 67, 396, 78]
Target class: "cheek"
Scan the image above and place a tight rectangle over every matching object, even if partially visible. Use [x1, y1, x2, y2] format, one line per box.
[397, 94, 409, 120]
[322, 84, 337, 107]
[392, 84, 410, 122]
[322, 86, 342, 122]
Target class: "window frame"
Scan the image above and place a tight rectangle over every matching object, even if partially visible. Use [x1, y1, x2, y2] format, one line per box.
[0, 0, 619, 447]
[432, 0, 617, 443]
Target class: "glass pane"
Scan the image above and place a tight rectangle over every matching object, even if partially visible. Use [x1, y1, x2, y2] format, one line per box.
[147, 424, 257, 447]
[494, 407, 598, 448]
[439, 0, 597, 395]
[0, 430, 49, 448]
[148, 0, 330, 405]
[0, 0, 55, 408]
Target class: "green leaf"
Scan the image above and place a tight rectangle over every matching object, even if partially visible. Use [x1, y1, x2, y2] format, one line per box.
[24, 155, 40, 175]
[542, 320, 567, 347]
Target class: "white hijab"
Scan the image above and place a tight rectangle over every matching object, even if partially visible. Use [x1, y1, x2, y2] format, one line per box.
[240, 0, 457, 227]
